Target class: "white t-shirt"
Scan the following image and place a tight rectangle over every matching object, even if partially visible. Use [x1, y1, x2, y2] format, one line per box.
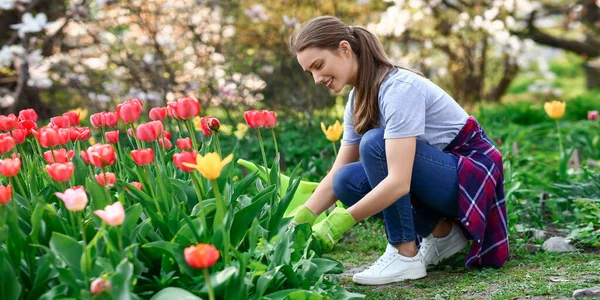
[342, 68, 469, 150]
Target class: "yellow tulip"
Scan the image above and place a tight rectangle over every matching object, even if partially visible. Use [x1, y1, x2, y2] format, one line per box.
[69, 108, 88, 121]
[183, 152, 233, 180]
[321, 120, 343, 142]
[544, 101, 566, 119]
[234, 123, 248, 140]
[219, 124, 233, 136]
[192, 116, 202, 130]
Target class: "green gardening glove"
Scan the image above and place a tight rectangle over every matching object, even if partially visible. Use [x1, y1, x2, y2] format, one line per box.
[288, 205, 317, 227]
[312, 207, 356, 252]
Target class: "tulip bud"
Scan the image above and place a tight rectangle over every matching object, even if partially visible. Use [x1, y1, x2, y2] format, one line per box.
[149, 107, 167, 121]
[86, 144, 116, 167]
[105, 130, 119, 144]
[0, 114, 18, 131]
[0, 158, 21, 177]
[184, 244, 220, 268]
[94, 172, 117, 188]
[244, 110, 266, 128]
[55, 186, 88, 211]
[177, 138, 192, 151]
[18, 109, 38, 122]
[173, 151, 197, 172]
[94, 201, 125, 226]
[63, 111, 81, 126]
[90, 277, 112, 295]
[0, 185, 12, 205]
[130, 148, 154, 166]
[0, 135, 15, 155]
[263, 110, 277, 128]
[588, 110, 598, 121]
[46, 162, 75, 182]
[50, 115, 71, 129]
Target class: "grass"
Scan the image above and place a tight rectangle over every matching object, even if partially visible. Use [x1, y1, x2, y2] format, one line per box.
[327, 219, 600, 299]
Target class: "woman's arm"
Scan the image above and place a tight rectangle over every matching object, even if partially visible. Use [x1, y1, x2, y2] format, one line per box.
[346, 137, 416, 222]
[304, 143, 359, 215]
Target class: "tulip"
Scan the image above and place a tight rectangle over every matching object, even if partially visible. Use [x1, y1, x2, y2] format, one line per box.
[173, 151, 197, 172]
[163, 130, 172, 139]
[0, 158, 21, 177]
[90, 278, 111, 295]
[136, 121, 163, 142]
[18, 119, 37, 134]
[167, 104, 181, 120]
[90, 113, 105, 128]
[95, 172, 117, 187]
[63, 111, 80, 126]
[105, 130, 119, 144]
[321, 120, 343, 142]
[33, 127, 60, 148]
[149, 107, 167, 121]
[76, 127, 91, 140]
[18, 109, 38, 122]
[80, 151, 91, 165]
[43, 148, 75, 164]
[11, 129, 26, 144]
[104, 112, 119, 127]
[86, 144, 116, 167]
[117, 98, 143, 124]
[46, 162, 75, 182]
[544, 101, 566, 119]
[263, 110, 277, 128]
[129, 182, 142, 190]
[158, 137, 172, 150]
[588, 110, 598, 121]
[50, 116, 71, 129]
[0, 185, 12, 205]
[131, 148, 154, 166]
[244, 110, 266, 128]
[57, 128, 70, 146]
[183, 152, 233, 180]
[0, 114, 18, 131]
[0, 135, 15, 154]
[168, 97, 200, 119]
[184, 243, 220, 268]
[94, 201, 125, 226]
[177, 138, 192, 151]
[67, 108, 87, 123]
[55, 186, 88, 211]
[200, 116, 220, 136]
[234, 123, 248, 140]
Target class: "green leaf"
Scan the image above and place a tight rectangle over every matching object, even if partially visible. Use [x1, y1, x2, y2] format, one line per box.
[312, 258, 344, 276]
[85, 179, 109, 210]
[262, 289, 325, 300]
[255, 266, 284, 298]
[49, 232, 84, 275]
[230, 185, 276, 246]
[232, 170, 259, 201]
[142, 241, 196, 277]
[0, 251, 21, 300]
[268, 176, 301, 238]
[200, 266, 237, 295]
[150, 287, 201, 300]
[110, 260, 134, 300]
[122, 204, 143, 241]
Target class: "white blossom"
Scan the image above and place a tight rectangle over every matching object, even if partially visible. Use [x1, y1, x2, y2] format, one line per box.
[244, 4, 268, 23]
[10, 13, 56, 38]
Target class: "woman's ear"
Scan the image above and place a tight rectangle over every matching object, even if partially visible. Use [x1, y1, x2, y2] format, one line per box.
[338, 40, 352, 56]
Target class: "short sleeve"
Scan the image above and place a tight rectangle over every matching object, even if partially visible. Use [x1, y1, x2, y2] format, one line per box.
[381, 80, 426, 139]
[341, 90, 362, 145]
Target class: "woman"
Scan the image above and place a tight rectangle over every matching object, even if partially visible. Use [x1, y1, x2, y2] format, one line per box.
[287, 16, 508, 286]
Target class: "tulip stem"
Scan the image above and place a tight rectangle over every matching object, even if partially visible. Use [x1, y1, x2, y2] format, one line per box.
[331, 142, 338, 157]
[214, 134, 222, 157]
[100, 127, 106, 144]
[191, 172, 208, 235]
[210, 179, 229, 264]
[185, 119, 199, 151]
[77, 212, 87, 246]
[143, 165, 161, 217]
[271, 128, 279, 159]
[129, 124, 142, 149]
[116, 226, 124, 258]
[256, 129, 270, 185]
[555, 119, 564, 155]
[202, 268, 215, 300]
[101, 168, 112, 202]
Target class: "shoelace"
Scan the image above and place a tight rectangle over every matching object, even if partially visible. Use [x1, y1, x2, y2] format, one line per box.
[366, 253, 396, 271]
[421, 238, 440, 258]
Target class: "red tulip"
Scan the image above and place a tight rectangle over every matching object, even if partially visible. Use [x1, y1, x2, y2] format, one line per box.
[0, 185, 12, 204]
[104, 112, 119, 127]
[127, 128, 134, 137]
[0, 114, 18, 131]
[95, 172, 116, 187]
[44, 149, 75, 164]
[0, 158, 21, 177]
[63, 111, 80, 126]
[149, 107, 167, 121]
[173, 151, 197, 172]
[136, 121, 163, 142]
[18, 120, 37, 135]
[163, 131, 171, 139]
[130, 148, 154, 166]
[158, 137, 172, 150]
[90, 113, 105, 128]
[117, 98, 143, 124]
[32, 127, 60, 148]
[263, 110, 277, 128]
[167, 97, 200, 120]
[86, 144, 116, 167]
[46, 162, 75, 182]
[589, 110, 598, 121]
[80, 151, 91, 165]
[177, 138, 192, 151]
[57, 128, 70, 146]
[184, 243, 220, 268]
[200, 116, 220, 136]
[0, 135, 15, 154]
[129, 182, 142, 190]
[50, 115, 71, 129]
[105, 130, 119, 144]
[244, 110, 266, 128]
[76, 127, 91, 141]
[90, 278, 112, 296]
[18, 109, 38, 122]
[11, 129, 26, 144]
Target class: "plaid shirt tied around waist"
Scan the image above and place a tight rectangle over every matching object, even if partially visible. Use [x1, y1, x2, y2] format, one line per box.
[444, 116, 509, 269]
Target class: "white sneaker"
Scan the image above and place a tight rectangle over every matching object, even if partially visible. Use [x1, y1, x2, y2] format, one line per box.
[352, 244, 427, 285]
[420, 222, 469, 266]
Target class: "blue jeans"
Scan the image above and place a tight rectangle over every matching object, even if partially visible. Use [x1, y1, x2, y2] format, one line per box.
[332, 128, 460, 245]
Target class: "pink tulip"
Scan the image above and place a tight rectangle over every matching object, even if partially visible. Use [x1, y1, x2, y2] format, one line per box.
[94, 202, 125, 226]
[55, 186, 88, 212]
[588, 110, 598, 121]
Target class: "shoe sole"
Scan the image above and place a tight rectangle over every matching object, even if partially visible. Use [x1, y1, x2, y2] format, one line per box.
[352, 268, 427, 285]
[428, 234, 469, 266]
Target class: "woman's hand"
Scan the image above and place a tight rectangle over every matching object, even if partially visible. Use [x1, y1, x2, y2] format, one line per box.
[312, 207, 356, 252]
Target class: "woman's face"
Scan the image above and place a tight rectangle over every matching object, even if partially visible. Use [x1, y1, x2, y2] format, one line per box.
[296, 42, 357, 93]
